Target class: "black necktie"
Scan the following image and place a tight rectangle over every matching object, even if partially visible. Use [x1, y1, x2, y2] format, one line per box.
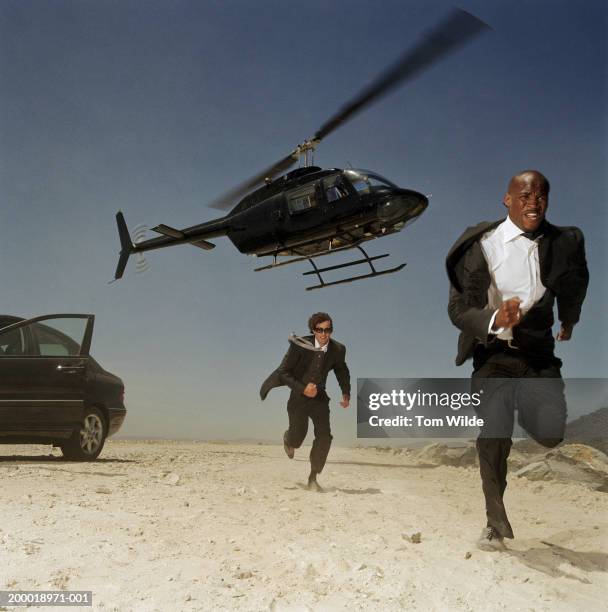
[521, 221, 546, 241]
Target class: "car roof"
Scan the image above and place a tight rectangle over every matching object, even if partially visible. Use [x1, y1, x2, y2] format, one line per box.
[0, 315, 25, 330]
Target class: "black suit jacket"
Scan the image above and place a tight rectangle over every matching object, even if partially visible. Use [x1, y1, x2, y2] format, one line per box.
[446, 219, 589, 365]
[260, 336, 351, 400]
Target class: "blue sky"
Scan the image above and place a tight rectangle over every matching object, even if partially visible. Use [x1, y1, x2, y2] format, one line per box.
[1, 0, 605, 442]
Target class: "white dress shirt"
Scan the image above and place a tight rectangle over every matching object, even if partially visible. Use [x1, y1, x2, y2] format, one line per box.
[314, 338, 329, 353]
[480, 216, 546, 340]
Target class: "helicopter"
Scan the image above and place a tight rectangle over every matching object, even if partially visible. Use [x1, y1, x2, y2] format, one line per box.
[114, 8, 490, 290]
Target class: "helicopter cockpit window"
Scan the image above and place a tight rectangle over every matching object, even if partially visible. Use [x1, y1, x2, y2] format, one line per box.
[344, 169, 396, 194]
[323, 175, 349, 203]
[287, 185, 318, 215]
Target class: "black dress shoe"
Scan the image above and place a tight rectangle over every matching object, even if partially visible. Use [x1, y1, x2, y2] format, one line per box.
[476, 526, 506, 551]
[283, 432, 294, 459]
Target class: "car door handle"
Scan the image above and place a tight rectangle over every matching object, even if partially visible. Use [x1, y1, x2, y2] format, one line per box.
[56, 364, 85, 374]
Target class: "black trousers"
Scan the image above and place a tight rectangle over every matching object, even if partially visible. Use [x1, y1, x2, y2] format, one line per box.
[285, 393, 333, 475]
[472, 345, 566, 538]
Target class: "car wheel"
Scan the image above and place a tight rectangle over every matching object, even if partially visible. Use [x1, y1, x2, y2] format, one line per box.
[60, 406, 107, 461]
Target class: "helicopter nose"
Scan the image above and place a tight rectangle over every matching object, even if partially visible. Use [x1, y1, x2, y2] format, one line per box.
[378, 190, 428, 221]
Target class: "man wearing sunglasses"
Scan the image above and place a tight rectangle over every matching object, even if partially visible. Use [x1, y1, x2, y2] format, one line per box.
[260, 312, 350, 491]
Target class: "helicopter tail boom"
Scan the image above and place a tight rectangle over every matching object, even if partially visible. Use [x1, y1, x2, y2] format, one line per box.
[112, 213, 226, 280]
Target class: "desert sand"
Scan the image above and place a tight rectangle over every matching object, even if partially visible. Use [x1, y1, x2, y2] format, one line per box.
[0, 439, 606, 611]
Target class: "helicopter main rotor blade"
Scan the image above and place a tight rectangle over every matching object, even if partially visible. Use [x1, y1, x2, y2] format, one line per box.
[208, 150, 298, 211]
[208, 8, 489, 212]
[312, 8, 490, 143]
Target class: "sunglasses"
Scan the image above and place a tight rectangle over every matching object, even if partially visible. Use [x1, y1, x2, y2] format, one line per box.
[314, 327, 333, 334]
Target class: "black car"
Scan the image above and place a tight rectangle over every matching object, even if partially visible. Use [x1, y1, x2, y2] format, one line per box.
[0, 314, 126, 460]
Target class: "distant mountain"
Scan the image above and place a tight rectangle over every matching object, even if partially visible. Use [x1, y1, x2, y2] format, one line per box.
[565, 407, 608, 455]
[513, 407, 608, 456]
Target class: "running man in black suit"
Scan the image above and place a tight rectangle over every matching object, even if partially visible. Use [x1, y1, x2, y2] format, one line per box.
[260, 312, 350, 491]
[446, 170, 589, 550]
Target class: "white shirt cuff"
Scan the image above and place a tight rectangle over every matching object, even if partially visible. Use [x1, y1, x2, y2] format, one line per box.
[488, 310, 505, 335]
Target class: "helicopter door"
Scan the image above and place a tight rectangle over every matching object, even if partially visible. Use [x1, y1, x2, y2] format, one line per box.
[285, 183, 324, 233]
[286, 184, 319, 215]
[321, 174, 350, 218]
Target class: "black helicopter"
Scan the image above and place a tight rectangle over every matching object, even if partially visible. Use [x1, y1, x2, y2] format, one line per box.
[114, 8, 489, 290]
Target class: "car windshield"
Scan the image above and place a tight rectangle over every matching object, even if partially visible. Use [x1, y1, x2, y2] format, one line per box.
[343, 169, 396, 193]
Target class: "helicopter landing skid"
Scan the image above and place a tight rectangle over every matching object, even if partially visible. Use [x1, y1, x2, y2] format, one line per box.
[254, 241, 364, 271]
[303, 245, 406, 290]
[254, 243, 406, 290]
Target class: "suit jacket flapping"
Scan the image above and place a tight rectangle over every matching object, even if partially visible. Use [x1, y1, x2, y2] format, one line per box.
[446, 219, 589, 366]
[260, 336, 351, 401]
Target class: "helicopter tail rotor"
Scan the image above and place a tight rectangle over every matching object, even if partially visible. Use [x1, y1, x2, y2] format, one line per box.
[113, 211, 135, 281]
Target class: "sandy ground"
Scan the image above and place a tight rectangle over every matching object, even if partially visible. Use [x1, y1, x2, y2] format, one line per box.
[0, 440, 606, 612]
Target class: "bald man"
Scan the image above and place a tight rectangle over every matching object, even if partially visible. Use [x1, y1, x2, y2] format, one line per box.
[446, 170, 589, 550]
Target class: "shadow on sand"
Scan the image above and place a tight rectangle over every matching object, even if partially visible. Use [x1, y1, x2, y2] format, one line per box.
[0, 454, 136, 477]
[287, 482, 382, 495]
[325, 486, 382, 495]
[291, 457, 437, 470]
[506, 531, 608, 583]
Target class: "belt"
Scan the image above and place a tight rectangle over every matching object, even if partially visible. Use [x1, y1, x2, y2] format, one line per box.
[493, 338, 520, 351]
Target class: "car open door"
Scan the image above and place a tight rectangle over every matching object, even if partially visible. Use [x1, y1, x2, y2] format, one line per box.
[0, 314, 94, 439]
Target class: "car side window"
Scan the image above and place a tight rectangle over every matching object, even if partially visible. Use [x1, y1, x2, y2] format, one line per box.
[0, 327, 26, 356]
[0, 316, 92, 358]
[32, 321, 84, 356]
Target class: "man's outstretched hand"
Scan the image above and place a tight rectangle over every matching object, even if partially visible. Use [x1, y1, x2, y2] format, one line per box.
[493, 297, 522, 330]
[340, 395, 350, 409]
[556, 323, 574, 341]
